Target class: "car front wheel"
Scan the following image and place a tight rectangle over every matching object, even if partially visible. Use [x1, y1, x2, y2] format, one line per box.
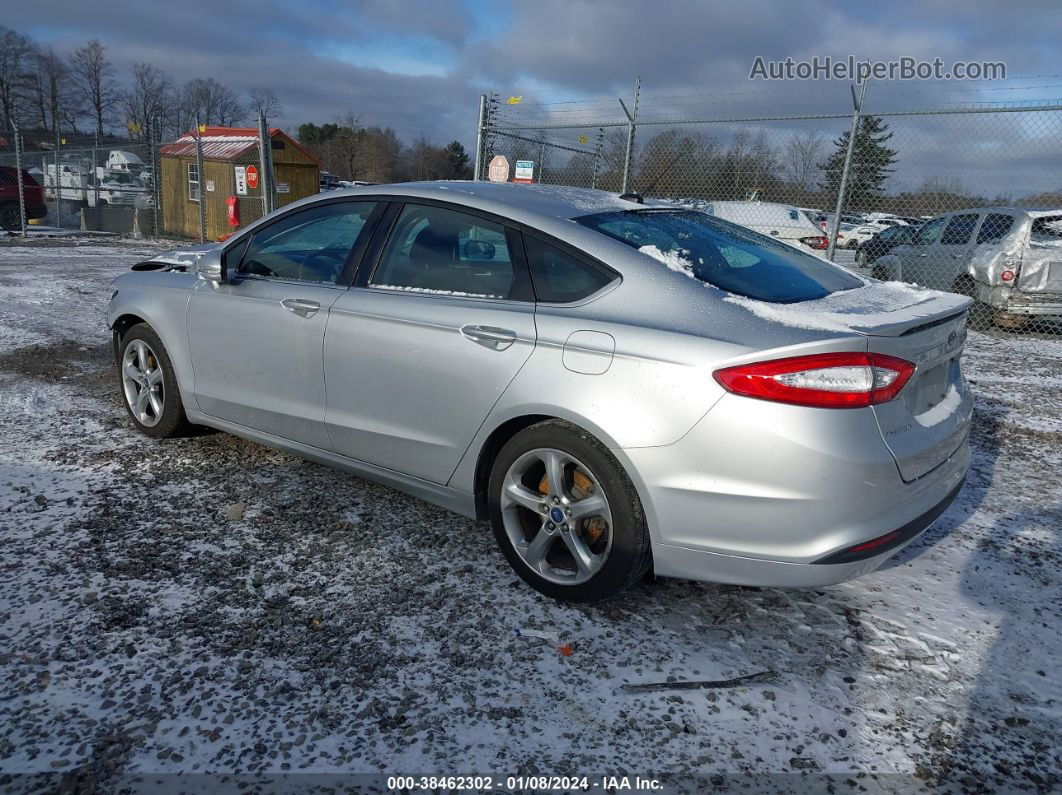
[118, 324, 192, 438]
[488, 420, 652, 603]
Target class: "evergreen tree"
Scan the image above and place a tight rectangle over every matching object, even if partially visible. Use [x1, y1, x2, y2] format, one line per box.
[444, 140, 472, 179]
[818, 115, 897, 206]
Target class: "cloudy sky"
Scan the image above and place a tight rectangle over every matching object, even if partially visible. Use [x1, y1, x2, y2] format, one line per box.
[7, 0, 1062, 192]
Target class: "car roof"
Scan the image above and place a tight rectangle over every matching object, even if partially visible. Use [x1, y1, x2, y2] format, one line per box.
[315, 181, 643, 225]
[930, 206, 1062, 220]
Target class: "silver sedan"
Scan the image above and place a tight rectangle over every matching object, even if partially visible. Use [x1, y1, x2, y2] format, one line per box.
[107, 182, 972, 602]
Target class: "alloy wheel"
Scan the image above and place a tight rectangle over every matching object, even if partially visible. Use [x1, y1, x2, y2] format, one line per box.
[121, 339, 165, 427]
[499, 447, 613, 585]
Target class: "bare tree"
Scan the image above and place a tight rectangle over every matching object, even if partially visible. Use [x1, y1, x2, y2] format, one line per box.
[334, 112, 362, 179]
[248, 86, 282, 119]
[70, 40, 116, 138]
[782, 131, 823, 193]
[181, 77, 244, 128]
[26, 47, 74, 139]
[0, 26, 35, 130]
[122, 62, 173, 141]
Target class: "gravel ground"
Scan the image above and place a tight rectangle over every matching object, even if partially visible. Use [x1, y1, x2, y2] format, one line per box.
[0, 240, 1060, 792]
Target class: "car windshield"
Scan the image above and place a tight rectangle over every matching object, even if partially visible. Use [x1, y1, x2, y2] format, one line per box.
[575, 209, 862, 303]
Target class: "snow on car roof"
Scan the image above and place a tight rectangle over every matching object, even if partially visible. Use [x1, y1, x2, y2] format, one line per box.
[329, 180, 645, 222]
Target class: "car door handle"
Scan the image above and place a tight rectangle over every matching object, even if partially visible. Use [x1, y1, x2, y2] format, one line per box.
[460, 324, 517, 350]
[281, 298, 321, 318]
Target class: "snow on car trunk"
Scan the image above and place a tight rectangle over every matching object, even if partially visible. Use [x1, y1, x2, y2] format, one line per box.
[723, 280, 973, 482]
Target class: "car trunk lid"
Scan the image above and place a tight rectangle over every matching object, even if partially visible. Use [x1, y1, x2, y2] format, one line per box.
[722, 280, 973, 482]
[865, 306, 973, 481]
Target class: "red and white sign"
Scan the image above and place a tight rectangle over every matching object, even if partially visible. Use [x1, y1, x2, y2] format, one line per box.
[245, 165, 259, 190]
[487, 155, 509, 182]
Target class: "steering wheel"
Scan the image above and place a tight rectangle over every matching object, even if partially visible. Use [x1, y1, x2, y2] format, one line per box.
[303, 252, 345, 282]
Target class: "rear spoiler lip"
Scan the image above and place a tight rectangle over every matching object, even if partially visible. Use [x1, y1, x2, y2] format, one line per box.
[847, 294, 972, 337]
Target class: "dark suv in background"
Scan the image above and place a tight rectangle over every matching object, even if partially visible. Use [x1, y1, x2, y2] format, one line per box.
[0, 166, 47, 229]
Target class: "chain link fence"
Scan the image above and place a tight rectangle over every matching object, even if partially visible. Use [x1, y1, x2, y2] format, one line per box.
[1, 123, 163, 237]
[476, 82, 1062, 336]
[1, 114, 279, 242]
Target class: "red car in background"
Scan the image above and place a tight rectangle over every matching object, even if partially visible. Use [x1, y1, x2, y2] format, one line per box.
[0, 166, 48, 229]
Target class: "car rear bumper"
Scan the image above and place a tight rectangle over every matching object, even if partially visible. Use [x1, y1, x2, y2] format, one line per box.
[619, 393, 971, 588]
[978, 283, 1062, 315]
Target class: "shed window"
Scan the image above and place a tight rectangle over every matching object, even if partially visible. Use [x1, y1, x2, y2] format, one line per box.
[188, 163, 200, 202]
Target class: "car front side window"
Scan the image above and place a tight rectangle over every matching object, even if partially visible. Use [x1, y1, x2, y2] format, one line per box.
[236, 201, 377, 285]
[913, 216, 947, 246]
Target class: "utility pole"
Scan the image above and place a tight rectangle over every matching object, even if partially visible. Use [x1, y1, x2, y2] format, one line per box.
[827, 80, 868, 261]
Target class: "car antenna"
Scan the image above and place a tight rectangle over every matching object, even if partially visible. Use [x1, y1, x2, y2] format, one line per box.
[618, 148, 690, 206]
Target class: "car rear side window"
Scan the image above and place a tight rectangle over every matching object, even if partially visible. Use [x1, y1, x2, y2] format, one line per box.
[1031, 215, 1062, 243]
[576, 209, 861, 303]
[371, 204, 516, 299]
[941, 214, 978, 245]
[237, 201, 377, 284]
[976, 213, 1014, 244]
[524, 236, 615, 302]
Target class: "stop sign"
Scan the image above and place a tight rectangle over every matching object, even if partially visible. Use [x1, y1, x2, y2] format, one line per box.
[487, 155, 509, 182]
[246, 165, 259, 190]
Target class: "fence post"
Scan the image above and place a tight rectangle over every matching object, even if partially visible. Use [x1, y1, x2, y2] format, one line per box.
[258, 111, 273, 216]
[591, 128, 604, 189]
[92, 132, 100, 210]
[826, 81, 868, 261]
[13, 116, 27, 237]
[53, 123, 61, 226]
[150, 116, 160, 237]
[619, 75, 640, 193]
[473, 94, 487, 181]
[195, 116, 206, 243]
[538, 136, 546, 184]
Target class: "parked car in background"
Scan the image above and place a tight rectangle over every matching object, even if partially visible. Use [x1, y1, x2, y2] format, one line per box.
[873, 207, 1062, 328]
[704, 200, 828, 250]
[108, 182, 971, 602]
[320, 171, 340, 191]
[0, 166, 47, 229]
[858, 224, 917, 265]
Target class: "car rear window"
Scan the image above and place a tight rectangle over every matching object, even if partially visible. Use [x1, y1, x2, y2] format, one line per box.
[575, 209, 862, 303]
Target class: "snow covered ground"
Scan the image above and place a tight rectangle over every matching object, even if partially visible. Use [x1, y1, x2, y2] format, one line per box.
[0, 240, 1059, 791]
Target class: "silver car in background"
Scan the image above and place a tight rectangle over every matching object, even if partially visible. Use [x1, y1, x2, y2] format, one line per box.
[107, 182, 972, 602]
[873, 206, 1062, 329]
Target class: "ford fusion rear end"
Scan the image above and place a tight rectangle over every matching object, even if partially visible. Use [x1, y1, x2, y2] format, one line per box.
[576, 208, 972, 589]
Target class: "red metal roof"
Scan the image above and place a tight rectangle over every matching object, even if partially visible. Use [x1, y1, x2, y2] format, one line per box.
[159, 126, 321, 165]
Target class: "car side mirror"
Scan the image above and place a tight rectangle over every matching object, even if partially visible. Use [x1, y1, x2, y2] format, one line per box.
[196, 249, 223, 283]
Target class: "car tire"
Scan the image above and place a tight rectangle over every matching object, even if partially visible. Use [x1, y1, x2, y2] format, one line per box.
[118, 323, 193, 439]
[952, 277, 993, 331]
[488, 419, 652, 603]
[0, 204, 19, 230]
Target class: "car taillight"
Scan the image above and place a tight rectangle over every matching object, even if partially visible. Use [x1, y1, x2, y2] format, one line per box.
[1001, 269, 1015, 283]
[800, 235, 829, 250]
[713, 352, 916, 408]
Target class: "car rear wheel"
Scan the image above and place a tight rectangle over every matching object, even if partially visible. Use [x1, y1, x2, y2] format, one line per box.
[118, 324, 192, 438]
[488, 420, 651, 603]
[0, 204, 19, 230]
[952, 276, 993, 331]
